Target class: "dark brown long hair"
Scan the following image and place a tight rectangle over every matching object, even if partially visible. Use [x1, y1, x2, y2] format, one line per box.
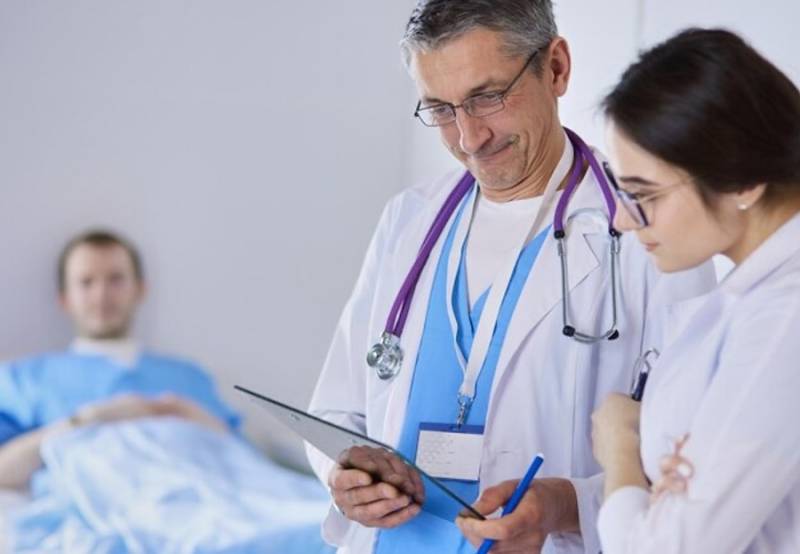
[603, 28, 800, 205]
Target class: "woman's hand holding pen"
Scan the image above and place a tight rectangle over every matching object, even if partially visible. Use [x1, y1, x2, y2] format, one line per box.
[592, 393, 649, 498]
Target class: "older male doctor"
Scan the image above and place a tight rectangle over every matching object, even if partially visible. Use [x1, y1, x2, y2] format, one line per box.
[307, 1, 714, 553]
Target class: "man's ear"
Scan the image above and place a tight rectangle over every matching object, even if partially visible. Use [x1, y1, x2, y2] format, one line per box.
[547, 37, 571, 98]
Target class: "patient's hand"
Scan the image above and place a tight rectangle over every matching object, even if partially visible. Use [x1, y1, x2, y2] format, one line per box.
[74, 394, 164, 425]
[74, 394, 227, 433]
[327, 446, 423, 528]
[152, 394, 228, 433]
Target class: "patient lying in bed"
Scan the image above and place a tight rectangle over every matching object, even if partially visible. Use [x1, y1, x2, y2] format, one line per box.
[0, 230, 332, 553]
[6, 417, 332, 553]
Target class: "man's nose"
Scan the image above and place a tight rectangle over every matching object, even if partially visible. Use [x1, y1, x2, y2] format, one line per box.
[455, 109, 492, 156]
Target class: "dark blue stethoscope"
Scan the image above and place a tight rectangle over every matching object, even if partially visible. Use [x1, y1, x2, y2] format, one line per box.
[367, 128, 621, 380]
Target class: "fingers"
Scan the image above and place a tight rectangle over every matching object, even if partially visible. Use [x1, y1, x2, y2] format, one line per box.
[383, 451, 425, 503]
[347, 494, 419, 526]
[471, 479, 518, 516]
[338, 446, 380, 472]
[342, 480, 403, 507]
[457, 511, 516, 543]
[329, 464, 423, 528]
[331, 470, 401, 508]
[455, 516, 484, 548]
[456, 485, 548, 552]
[152, 394, 190, 414]
[365, 502, 421, 529]
[456, 511, 545, 553]
[329, 465, 372, 490]
[338, 446, 424, 503]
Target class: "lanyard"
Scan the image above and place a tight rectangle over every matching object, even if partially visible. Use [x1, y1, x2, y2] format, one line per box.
[445, 135, 580, 426]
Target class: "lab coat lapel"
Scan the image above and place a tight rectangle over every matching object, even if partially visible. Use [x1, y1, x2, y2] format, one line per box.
[492, 172, 604, 392]
[381, 172, 464, 447]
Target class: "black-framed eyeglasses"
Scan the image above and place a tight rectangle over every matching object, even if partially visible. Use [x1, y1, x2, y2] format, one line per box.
[602, 161, 684, 229]
[413, 49, 541, 128]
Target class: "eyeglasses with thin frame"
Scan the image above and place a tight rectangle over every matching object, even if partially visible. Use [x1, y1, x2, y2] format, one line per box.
[413, 49, 541, 128]
[602, 161, 684, 228]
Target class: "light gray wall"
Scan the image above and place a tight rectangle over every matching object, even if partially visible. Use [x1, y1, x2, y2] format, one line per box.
[1, 1, 797, 469]
[0, 0, 418, 467]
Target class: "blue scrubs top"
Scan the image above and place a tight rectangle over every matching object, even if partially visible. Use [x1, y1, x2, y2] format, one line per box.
[375, 190, 549, 553]
[0, 351, 241, 446]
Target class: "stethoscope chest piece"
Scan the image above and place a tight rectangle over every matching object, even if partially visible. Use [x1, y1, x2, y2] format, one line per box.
[367, 332, 404, 380]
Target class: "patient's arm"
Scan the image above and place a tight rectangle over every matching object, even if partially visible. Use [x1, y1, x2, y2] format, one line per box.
[0, 419, 73, 490]
[0, 393, 226, 490]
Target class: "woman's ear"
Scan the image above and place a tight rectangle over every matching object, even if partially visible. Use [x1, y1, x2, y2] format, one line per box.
[733, 183, 767, 211]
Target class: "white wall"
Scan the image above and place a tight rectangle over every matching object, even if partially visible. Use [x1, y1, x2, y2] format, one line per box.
[1, 1, 797, 469]
[0, 0, 419, 468]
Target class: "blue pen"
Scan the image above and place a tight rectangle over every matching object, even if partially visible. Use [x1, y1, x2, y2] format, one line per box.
[476, 454, 545, 554]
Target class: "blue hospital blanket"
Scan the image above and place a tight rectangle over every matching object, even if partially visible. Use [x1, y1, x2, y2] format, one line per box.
[7, 418, 334, 554]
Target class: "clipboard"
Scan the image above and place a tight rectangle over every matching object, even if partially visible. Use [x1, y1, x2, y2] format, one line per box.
[235, 385, 484, 521]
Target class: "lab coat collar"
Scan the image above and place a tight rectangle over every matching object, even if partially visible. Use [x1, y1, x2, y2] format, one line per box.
[382, 170, 466, 448]
[382, 155, 608, 447]
[492, 152, 606, 389]
[721, 212, 800, 297]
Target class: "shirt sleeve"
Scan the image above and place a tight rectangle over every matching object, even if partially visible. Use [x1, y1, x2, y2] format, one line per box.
[202, 375, 242, 432]
[553, 473, 604, 554]
[598, 289, 800, 553]
[0, 360, 38, 445]
[177, 362, 242, 432]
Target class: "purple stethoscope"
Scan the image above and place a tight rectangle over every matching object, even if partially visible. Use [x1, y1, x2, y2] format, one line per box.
[367, 128, 621, 380]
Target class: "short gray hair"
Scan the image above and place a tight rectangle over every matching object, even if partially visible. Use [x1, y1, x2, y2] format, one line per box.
[400, 0, 558, 72]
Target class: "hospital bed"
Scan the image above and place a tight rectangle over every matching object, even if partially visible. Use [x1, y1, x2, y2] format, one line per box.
[0, 418, 334, 554]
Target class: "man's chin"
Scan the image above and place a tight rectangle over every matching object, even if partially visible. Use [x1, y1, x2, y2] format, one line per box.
[470, 169, 517, 193]
[467, 160, 520, 189]
[80, 324, 131, 340]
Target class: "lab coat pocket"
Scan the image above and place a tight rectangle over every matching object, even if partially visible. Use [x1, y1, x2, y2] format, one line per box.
[481, 448, 527, 487]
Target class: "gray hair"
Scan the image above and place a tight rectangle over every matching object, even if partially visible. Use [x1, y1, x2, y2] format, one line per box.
[400, 0, 558, 72]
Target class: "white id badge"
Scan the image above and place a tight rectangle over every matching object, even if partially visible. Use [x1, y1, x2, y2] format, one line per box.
[415, 423, 484, 482]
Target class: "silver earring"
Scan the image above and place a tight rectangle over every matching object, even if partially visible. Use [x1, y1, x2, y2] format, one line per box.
[738, 203, 749, 211]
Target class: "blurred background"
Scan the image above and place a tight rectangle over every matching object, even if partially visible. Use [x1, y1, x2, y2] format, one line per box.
[1, 0, 797, 470]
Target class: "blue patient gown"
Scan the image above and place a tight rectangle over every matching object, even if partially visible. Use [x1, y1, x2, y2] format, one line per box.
[0, 352, 336, 554]
[0, 351, 240, 447]
[375, 191, 549, 553]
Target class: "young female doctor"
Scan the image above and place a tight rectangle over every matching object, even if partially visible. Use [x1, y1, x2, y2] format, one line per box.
[592, 28, 800, 553]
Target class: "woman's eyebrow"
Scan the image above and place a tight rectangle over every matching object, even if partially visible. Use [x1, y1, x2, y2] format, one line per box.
[617, 175, 662, 188]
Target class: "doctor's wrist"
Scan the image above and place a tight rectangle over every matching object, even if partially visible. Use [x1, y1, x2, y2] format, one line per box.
[550, 478, 581, 534]
[532, 478, 580, 535]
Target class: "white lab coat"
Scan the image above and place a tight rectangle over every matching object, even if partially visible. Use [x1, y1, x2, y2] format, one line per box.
[598, 213, 800, 554]
[307, 155, 716, 554]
